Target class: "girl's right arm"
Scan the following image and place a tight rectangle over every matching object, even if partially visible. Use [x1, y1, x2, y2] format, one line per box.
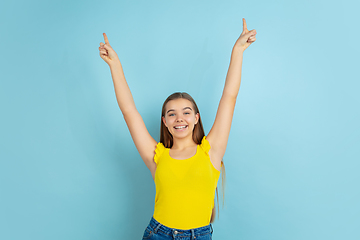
[99, 33, 157, 173]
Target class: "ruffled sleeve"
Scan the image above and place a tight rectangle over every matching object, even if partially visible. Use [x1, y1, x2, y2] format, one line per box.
[200, 136, 211, 156]
[154, 142, 165, 164]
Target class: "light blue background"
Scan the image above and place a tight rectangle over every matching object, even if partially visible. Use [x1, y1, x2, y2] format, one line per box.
[1, 0, 359, 239]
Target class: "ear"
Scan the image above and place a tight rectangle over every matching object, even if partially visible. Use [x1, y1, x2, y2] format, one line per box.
[162, 116, 167, 127]
[195, 113, 199, 125]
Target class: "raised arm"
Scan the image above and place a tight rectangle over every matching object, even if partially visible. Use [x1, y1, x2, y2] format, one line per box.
[207, 18, 257, 161]
[99, 33, 157, 172]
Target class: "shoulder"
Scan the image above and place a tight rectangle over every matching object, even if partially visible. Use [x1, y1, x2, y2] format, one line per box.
[199, 136, 211, 155]
[200, 136, 223, 171]
[154, 142, 166, 164]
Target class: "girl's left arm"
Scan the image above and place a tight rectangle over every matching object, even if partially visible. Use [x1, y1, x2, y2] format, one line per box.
[207, 18, 257, 160]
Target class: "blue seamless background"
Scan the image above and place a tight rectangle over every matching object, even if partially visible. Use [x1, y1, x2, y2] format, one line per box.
[0, 0, 359, 239]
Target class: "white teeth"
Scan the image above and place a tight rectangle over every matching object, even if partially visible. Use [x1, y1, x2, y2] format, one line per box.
[175, 126, 187, 129]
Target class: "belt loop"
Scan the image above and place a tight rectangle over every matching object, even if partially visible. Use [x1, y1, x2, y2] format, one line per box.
[154, 222, 162, 234]
[191, 229, 195, 239]
[172, 229, 176, 239]
[210, 223, 213, 234]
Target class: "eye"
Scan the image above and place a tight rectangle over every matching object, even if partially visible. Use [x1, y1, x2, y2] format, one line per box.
[184, 112, 190, 115]
[169, 113, 175, 116]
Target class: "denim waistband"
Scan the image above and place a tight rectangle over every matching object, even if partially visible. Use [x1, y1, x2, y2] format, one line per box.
[149, 216, 213, 238]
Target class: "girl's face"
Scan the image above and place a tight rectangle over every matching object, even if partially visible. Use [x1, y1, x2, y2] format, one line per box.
[162, 98, 199, 138]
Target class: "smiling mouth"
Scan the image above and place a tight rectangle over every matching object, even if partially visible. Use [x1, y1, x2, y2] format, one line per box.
[174, 125, 188, 130]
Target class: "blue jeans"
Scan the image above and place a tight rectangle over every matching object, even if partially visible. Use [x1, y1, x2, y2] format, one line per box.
[142, 216, 213, 240]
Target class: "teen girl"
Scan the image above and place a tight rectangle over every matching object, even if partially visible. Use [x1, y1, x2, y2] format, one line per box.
[99, 18, 256, 240]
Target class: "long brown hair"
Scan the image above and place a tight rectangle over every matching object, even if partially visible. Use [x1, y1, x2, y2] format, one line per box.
[160, 92, 226, 222]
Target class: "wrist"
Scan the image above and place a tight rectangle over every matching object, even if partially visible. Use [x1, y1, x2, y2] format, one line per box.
[109, 58, 121, 68]
[232, 46, 245, 55]
[231, 48, 244, 60]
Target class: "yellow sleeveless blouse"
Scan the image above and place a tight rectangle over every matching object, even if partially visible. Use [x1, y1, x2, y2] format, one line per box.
[152, 136, 221, 230]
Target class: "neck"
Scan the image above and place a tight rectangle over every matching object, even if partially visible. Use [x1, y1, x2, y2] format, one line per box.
[171, 135, 197, 150]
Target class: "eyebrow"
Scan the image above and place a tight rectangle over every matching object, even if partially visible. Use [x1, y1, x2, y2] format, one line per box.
[166, 107, 193, 114]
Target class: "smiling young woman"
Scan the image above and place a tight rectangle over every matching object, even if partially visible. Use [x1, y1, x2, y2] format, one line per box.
[162, 98, 199, 142]
[99, 18, 256, 239]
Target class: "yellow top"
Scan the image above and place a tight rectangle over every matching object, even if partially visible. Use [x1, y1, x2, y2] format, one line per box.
[152, 136, 221, 230]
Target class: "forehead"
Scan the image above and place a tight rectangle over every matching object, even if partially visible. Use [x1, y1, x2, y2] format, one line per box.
[165, 98, 193, 110]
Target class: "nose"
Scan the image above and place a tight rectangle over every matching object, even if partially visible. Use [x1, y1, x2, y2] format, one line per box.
[175, 116, 184, 122]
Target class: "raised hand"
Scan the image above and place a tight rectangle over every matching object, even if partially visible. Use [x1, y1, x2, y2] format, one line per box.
[99, 33, 119, 66]
[233, 18, 257, 52]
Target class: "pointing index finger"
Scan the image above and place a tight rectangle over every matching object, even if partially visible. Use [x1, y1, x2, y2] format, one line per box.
[103, 33, 109, 44]
[242, 18, 248, 31]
